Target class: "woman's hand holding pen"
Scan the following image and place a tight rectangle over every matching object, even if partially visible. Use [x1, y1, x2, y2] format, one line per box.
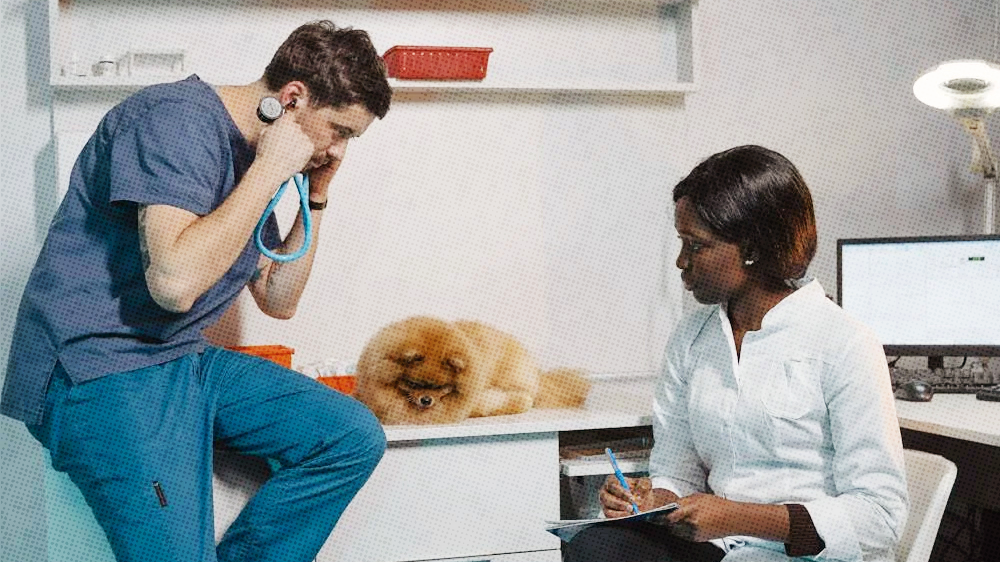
[599, 476, 679, 519]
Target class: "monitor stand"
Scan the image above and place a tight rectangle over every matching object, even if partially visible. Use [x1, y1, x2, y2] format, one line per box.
[927, 356, 944, 370]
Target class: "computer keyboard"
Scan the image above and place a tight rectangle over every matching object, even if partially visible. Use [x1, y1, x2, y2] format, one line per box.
[976, 386, 1000, 402]
[889, 366, 1000, 399]
[925, 382, 998, 394]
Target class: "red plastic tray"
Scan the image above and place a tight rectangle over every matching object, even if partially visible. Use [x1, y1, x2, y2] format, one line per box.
[226, 345, 294, 368]
[317, 375, 357, 396]
[383, 46, 494, 80]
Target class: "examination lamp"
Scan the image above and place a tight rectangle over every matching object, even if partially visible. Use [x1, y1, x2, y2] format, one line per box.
[913, 59, 1000, 234]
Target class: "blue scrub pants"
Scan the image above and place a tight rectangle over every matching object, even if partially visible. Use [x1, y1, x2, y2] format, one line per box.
[28, 347, 386, 562]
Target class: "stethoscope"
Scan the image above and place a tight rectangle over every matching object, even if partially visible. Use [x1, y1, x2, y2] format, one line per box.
[253, 96, 312, 263]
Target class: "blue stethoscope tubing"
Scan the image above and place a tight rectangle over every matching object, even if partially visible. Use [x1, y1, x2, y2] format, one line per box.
[254, 173, 311, 262]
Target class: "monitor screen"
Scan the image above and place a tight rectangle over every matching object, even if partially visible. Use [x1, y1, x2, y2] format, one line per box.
[837, 235, 1000, 357]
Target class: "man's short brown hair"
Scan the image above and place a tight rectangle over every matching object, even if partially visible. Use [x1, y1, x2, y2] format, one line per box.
[264, 21, 391, 119]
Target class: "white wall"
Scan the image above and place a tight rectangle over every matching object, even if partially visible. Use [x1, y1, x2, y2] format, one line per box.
[196, 92, 687, 374]
[685, 1, 996, 292]
[1, 1, 995, 561]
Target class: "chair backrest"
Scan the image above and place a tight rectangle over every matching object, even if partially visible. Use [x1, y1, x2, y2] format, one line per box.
[897, 449, 958, 562]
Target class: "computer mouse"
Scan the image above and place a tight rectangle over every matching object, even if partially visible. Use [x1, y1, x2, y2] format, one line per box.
[895, 380, 934, 402]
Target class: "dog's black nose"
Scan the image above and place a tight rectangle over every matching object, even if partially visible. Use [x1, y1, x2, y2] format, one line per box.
[419, 396, 434, 408]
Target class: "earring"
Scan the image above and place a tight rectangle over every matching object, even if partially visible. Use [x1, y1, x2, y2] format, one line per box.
[744, 259, 755, 266]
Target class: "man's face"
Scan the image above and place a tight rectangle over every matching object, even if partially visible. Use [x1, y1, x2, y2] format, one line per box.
[674, 196, 749, 305]
[293, 102, 376, 170]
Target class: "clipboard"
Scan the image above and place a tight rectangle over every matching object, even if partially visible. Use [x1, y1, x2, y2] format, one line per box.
[544, 502, 679, 542]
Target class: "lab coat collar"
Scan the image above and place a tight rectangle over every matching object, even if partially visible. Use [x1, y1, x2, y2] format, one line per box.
[759, 277, 825, 330]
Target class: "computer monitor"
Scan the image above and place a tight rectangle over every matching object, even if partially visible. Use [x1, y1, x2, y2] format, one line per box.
[838, 235, 1000, 365]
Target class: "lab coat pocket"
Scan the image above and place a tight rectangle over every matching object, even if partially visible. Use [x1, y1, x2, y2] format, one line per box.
[760, 359, 821, 420]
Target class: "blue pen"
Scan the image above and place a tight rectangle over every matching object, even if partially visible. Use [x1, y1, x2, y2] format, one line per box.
[606, 448, 640, 514]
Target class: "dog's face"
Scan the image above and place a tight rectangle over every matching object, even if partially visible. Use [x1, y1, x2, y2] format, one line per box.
[391, 349, 465, 412]
[356, 317, 483, 424]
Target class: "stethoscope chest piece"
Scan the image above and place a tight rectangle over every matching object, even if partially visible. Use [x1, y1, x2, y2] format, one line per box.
[257, 96, 285, 123]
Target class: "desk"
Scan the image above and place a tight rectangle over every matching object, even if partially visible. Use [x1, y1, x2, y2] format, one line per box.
[894, 395, 1000, 448]
[894, 394, 1000, 558]
[212, 377, 656, 562]
[895, 395, 1000, 511]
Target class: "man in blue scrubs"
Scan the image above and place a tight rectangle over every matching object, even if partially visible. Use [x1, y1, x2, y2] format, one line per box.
[2, 21, 392, 562]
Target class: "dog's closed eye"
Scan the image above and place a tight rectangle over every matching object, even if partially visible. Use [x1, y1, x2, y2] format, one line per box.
[443, 357, 465, 374]
[392, 350, 424, 367]
[399, 379, 452, 392]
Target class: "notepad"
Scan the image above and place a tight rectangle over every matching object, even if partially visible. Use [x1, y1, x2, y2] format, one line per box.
[544, 502, 680, 542]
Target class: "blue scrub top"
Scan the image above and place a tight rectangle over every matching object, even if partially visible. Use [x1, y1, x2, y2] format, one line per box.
[2, 75, 280, 425]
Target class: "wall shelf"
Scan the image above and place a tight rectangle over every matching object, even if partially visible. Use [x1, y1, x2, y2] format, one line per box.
[52, 76, 699, 95]
[48, 0, 698, 95]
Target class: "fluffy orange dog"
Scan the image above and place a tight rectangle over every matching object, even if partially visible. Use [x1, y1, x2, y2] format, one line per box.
[355, 316, 591, 425]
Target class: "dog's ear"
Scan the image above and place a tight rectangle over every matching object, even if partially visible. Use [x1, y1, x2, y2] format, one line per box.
[443, 356, 465, 374]
[392, 349, 424, 367]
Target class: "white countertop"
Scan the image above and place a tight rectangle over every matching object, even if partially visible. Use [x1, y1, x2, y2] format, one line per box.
[894, 394, 1000, 448]
[383, 377, 655, 442]
[384, 377, 1000, 450]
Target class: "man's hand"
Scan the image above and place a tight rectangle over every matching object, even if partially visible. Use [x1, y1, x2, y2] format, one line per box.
[255, 115, 316, 182]
[307, 158, 342, 204]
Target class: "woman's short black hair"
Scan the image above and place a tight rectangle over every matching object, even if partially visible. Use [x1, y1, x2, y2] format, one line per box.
[672, 145, 817, 285]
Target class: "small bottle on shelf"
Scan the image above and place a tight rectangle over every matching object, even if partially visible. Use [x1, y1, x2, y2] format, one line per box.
[92, 54, 117, 77]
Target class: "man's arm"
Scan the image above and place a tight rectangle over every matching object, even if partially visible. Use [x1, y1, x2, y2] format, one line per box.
[246, 203, 324, 319]
[246, 159, 338, 319]
[140, 118, 314, 313]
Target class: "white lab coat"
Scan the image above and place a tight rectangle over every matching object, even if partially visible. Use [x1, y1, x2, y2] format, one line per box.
[649, 280, 908, 562]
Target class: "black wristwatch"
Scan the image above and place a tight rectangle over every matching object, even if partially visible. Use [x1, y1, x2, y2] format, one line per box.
[308, 199, 327, 211]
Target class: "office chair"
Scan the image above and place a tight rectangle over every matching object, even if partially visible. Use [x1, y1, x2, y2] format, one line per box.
[897, 449, 958, 562]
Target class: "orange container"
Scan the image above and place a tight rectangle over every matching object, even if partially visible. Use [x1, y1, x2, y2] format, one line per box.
[383, 46, 493, 80]
[317, 376, 357, 396]
[226, 345, 294, 368]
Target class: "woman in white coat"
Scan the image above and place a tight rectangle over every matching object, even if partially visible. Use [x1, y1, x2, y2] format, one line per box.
[564, 145, 907, 562]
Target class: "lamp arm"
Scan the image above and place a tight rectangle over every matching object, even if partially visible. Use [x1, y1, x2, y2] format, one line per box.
[960, 117, 998, 178]
[959, 117, 998, 234]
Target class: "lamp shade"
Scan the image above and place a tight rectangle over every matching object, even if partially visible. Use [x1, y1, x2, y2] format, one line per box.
[913, 59, 1000, 110]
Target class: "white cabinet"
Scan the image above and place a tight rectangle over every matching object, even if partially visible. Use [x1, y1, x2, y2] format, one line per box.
[316, 433, 562, 562]
[47, 0, 698, 93]
[210, 379, 658, 562]
[213, 432, 563, 562]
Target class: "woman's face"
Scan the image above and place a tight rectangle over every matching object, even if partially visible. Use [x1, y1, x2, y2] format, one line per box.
[674, 196, 749, 305]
